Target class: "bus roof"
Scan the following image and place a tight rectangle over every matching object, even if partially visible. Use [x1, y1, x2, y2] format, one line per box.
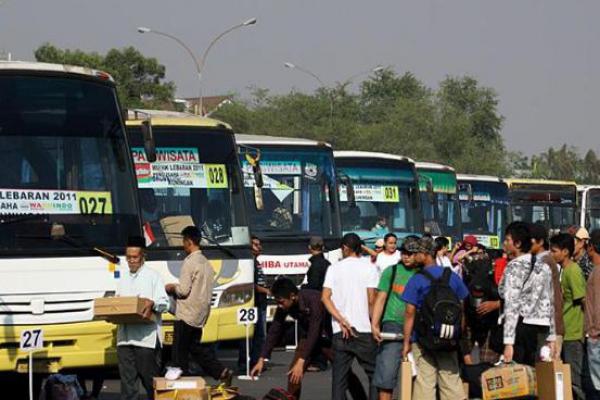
[504, 178, 577, 187]
[578, 185, 600, 192]
[457, 174, 503, 183]
[0, 60, 114, 82]
[415, 161, 455, 173]
[235, 133, 332, 149]
[126, 110, 232, 130]
[334, 150, 414, 164]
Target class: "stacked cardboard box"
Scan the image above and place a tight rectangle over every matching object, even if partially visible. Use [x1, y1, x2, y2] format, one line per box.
[93, 296, 154, 324]
[153, 377, 208, 400]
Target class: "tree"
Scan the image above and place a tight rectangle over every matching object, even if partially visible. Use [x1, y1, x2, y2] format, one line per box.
[34, 43, 176, 109]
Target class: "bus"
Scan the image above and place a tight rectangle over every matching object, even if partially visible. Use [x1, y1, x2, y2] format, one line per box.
[457, 174, 509, 251]
[334, 151, 423, 245]
[0, 62, 140, 372]
[505, 179, 577, 232]
[126, 112, 253, 344]
[577, 185, 600, 232]
[235, 134, 342, 319]
[415, 162, 462, 245]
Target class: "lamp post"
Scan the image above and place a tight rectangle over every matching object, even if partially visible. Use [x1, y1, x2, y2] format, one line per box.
[137, 17, 256, 115]
[341, 65, 384, 87]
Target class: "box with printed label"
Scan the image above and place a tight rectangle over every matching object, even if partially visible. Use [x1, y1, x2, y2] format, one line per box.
[536, 360, 573, 400]
[93, 296, 154, 324]
[481, 363, 537, 400]
[153, 377, 208, 400]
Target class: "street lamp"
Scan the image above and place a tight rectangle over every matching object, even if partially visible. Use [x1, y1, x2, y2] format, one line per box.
[137, 17, 257, 115]
[284, 61, 333, 129]
[340, 65, 385, 87]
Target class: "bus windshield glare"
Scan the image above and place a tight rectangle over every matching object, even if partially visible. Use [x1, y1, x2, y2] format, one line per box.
[459, 181, 508, 237]
[510, 184, 576, 230]
[242, 147, 339, 238]
[0, 75, 138, 254]
[128, 127, 249, 247]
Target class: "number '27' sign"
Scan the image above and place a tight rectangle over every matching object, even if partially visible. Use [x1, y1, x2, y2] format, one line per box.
[20, 328, 44, 351]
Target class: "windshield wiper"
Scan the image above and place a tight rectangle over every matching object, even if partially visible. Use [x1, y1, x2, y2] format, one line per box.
[200, 235, 237, 259]
[0, 214, 51, 226]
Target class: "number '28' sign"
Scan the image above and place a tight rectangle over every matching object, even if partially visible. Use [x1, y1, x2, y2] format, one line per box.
[237, 307, 258, 325]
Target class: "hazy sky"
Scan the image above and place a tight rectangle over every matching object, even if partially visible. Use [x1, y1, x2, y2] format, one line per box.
[2, 0, 599, 155]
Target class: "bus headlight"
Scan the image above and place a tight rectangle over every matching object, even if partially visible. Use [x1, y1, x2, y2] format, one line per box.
[218, 284, 253, 308]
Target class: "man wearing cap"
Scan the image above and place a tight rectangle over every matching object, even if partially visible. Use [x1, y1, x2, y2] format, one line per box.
[305, 236, 330, 291]
[117, 236, 169, 400]
[402, 237, 469, 400]
[371, 236, 419, 400]
[574, 227, 593, 281]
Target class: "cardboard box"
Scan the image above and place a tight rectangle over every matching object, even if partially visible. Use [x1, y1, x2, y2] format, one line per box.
[93, 296, 154, 324]
[154, 377, 208, 400]
[398, 360, 412, 400]
[481, 363, 537, 400]
[536, 361, 573, 400]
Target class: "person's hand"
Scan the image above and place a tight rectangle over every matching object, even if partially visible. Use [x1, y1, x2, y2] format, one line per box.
[287, 359, 305, 385]
[476, 300, 500, 316]
[546, 341, 556, 360]
[165, 283, 176, 294]
[371, 324, 383, 343]
[141, 299, 155, 319]
[250, 358, 265, 378]
[340, 320, 357, 339]
[463, 354, 474, 365]
[402, 341, 411, 359]
[503, 344, 514, 363]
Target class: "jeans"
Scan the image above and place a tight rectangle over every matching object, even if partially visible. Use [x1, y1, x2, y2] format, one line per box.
[172, 320, 225, 379]
[117, 343, 161, 400]
[373, 322, 404, 390]
[563, 339, 586, 400]
[238, 305, 267, 370]
[331, 332, 377, 400]
[589, 338, 600, 392]
[514, 320, 549, 366]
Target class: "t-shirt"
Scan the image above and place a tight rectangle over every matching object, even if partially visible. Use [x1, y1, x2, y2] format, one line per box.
[561, 261, 586, 341]
[375, 251, 401, 275]
[378, 263, 415, 323]
[323, 256, 379, 334]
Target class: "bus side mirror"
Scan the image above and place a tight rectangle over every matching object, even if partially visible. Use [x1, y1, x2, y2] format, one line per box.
[141, 120, 157, 163]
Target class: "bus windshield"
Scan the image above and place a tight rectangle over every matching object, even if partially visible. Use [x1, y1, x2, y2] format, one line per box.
[586, 189, 600, 231]
[128, 126, 249, 248]
[241, 147, 340, 239]
[510, 184, 576, 230]
[419, 171, 461, 240]
[0, 74, 138, 255]
[336, 159, 421, 239]
[459, 181, 508, 238]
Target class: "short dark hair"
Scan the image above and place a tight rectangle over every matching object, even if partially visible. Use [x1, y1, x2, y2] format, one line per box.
[590, 229, 600, 254]
[181, 226, 201, 246]
[550, 233, 575, 257]
[251, 235, 260, 242]
[433, 236, 449, 252]
[383, 233, 397, 242]
[271, 277, 299, 299]
[530, 223, 549, 250]
[341, 233, 362, 254]
[127, 235, 146, 249]
[505, 221, 532, 253]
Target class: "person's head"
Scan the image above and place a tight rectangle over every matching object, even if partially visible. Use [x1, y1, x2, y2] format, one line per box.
[376, 216, 387, 227]
[433, 236, 450, 256]
[401, 236, 420, 268]
[588, 229, 600, 261]
[574, 227, 590, 257]
[374, 238, 385, 253]
[529, 223, 549, 255]
[270, 277, 299, 310]
[251, 235, 262, 257]
[462, 235, 478, 251]
[414, 236, 435, 267]
[181, 226, 201, 254]
[550, 233, 575, 265]
[125, 236, 146, 273]
[341, 233, 362, 258]
[383, 233, 398, 254]
[308, 236, 324, 255]
[504, 221, 532, 256]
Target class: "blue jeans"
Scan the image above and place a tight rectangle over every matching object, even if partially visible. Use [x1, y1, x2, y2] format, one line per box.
[588, 338, 600, 392]
[373, 322, 404, 390]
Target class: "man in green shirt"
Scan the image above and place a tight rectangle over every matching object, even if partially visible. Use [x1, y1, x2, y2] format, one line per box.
[371, 236, 419, 400]
[550, 233, 587, 400]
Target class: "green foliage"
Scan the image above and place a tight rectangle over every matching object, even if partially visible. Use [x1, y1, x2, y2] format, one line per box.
[34, 43, 176, 109]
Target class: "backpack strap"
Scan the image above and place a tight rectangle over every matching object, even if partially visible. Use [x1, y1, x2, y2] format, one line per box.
[441, 266, 453, 284]
[381, 264, 398, 322]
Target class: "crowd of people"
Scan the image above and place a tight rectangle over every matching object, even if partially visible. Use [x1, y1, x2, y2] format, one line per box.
[247, 224, 600, 400]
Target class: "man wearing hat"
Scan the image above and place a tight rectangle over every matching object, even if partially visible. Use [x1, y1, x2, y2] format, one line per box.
[402, 237, 469, 400]
[574, 227, 593, 280]
[117, 236, 169, 400]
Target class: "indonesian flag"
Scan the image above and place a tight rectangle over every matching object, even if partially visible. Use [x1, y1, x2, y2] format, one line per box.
[143, 222, 155, 247]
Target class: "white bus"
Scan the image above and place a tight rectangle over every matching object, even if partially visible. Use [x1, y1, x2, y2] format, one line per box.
[577, 185, 600, 232]
[0, 62, 140, 373]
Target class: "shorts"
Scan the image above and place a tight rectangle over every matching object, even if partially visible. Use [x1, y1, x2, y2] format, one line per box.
[373, 322, 404, 390]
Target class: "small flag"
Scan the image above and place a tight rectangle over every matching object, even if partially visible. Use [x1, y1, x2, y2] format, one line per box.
[143, 222, 155, 246]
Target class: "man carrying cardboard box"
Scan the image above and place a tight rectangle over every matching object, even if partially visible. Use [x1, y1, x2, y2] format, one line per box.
[117, 236, 169, 400]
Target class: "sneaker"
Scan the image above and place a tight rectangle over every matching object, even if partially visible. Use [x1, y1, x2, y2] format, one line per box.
[165, 366, 183, 380]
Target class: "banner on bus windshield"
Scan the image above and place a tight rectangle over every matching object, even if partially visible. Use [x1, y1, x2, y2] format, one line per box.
[132, 147, 228, 189]
[0, 189, 112, 215]
[339, 184, 400, 203]
[242, 160, 302, 176]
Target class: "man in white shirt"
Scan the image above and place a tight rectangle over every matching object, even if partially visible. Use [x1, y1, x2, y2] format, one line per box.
[322, 233, 380, 400]
[117, 236, 169, 400]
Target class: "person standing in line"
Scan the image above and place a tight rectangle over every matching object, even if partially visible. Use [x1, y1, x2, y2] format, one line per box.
[371, 236, 419, 400]
[585, 230, 600, 397]
[434, 236, 453, 269]
[165, 226, 233, 383]
[117, 236, 169, 400]
[322, 233, 379, 400]
[375, 233, 401, 276]
[305, 236, 330, 291]
[362, 238, 385, 265]
[550, 232, 586, 400]
[570, 227, 594, 281]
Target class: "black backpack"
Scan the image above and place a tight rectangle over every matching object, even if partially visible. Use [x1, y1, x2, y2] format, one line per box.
[415, 268, 462, 351]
